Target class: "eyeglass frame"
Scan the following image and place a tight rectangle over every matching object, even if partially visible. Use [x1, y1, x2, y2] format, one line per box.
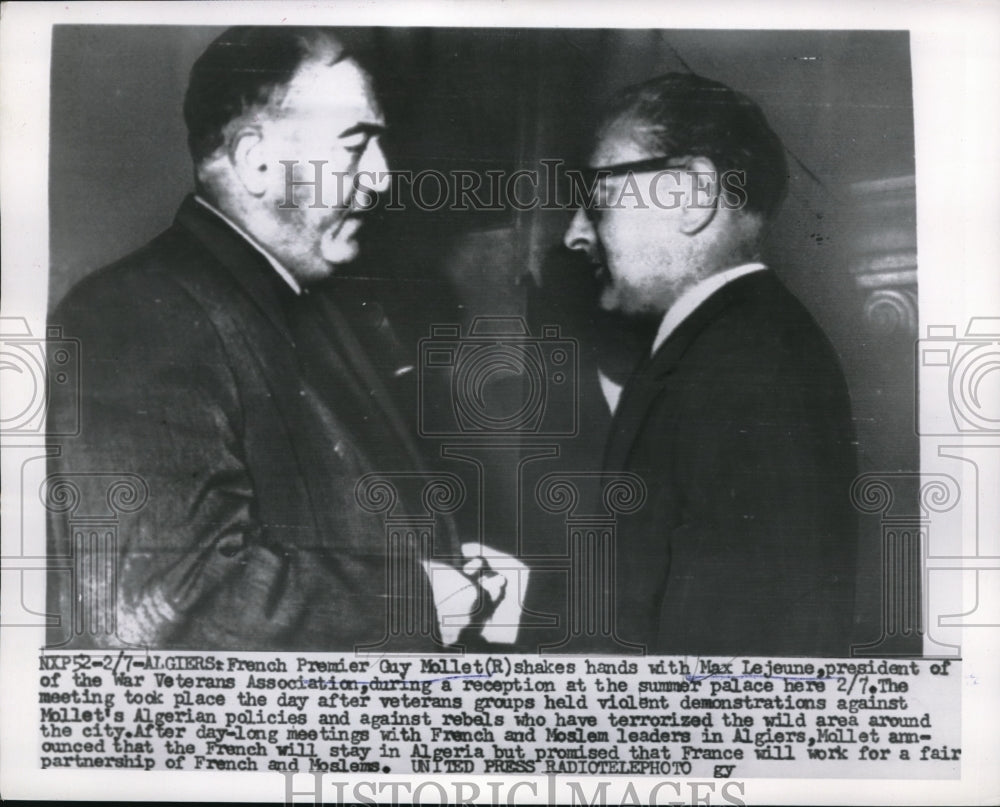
[575, 155, 693, 222]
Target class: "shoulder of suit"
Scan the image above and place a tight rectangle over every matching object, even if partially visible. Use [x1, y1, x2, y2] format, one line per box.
[52, 224, 232, 351]
[59, 218, 239, 308]
[681, 273, 840, 370]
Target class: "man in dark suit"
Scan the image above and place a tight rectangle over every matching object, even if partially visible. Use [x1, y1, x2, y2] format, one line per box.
[47, 27, 499, 650]
[562, 73, 858, 656]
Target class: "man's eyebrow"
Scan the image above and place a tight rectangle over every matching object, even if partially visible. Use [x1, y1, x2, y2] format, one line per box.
[338, 122, 386, 138]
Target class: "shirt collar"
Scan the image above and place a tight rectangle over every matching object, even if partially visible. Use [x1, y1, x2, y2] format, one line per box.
[650, 262, 768, 356]
[194, 195, 302, 295]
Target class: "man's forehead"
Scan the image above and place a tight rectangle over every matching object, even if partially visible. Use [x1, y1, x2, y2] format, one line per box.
[590, 116, 658, 167]
[279, 57, 385, 126]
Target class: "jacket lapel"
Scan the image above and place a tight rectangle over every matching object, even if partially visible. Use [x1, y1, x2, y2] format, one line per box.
[604, 271, 774, 471]
[307, 289, 427, 474]
[301, 291, 462, 557]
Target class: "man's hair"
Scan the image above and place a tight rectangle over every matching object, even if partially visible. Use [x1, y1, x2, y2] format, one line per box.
[184, 26, 348, 164]
[599, 72, 788, 221]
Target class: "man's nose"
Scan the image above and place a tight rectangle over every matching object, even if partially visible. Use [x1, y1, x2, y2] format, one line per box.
[357, 140, 391, 194]
[563, 207, 596, 253]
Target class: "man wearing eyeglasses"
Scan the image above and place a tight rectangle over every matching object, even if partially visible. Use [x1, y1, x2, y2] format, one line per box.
[563, 72, 858, 656]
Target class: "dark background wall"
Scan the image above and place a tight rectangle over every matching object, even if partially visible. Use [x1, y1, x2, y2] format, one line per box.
[49, 26, 919, 651]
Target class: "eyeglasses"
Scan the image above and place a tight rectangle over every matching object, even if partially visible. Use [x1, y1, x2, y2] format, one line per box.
[577, 155, 691, 221]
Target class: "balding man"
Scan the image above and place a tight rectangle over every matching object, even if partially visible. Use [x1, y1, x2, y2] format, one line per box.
[47, 27, 484, 650]
[564, 73, 858, 656]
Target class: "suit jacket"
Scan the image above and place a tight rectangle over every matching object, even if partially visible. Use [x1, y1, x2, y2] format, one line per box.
[47, 195, 451, 650]
[605, 270, 858, 657]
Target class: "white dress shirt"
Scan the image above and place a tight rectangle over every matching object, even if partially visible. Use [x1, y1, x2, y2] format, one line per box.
[599, 262, 768, 414]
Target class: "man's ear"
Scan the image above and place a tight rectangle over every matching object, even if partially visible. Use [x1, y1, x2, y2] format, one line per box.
[229, 125, 268, 197]
[681, 155, 719, 235]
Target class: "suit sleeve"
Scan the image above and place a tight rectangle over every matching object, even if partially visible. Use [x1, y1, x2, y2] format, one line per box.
[47, 276, 332, 649]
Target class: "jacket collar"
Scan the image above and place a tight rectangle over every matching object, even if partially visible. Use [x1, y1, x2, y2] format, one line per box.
[647, 269, 775, 377]
[649, 263, 768, 356]
[192, 195, 303, 295]
[174, 194, 298, 345]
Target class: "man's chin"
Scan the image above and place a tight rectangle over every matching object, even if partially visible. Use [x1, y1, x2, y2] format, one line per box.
[598, 286, 618, 313]
[599, 287, 637, 317]
[294, 251, 356, 286]
[320, 239, 361, 269]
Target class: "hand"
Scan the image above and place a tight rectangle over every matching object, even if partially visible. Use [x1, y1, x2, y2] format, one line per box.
[420, 545, 528, 646]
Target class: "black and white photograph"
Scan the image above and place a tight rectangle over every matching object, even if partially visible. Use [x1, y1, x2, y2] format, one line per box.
[42, 23, 916, 657]
[1, 1, 997, 804]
